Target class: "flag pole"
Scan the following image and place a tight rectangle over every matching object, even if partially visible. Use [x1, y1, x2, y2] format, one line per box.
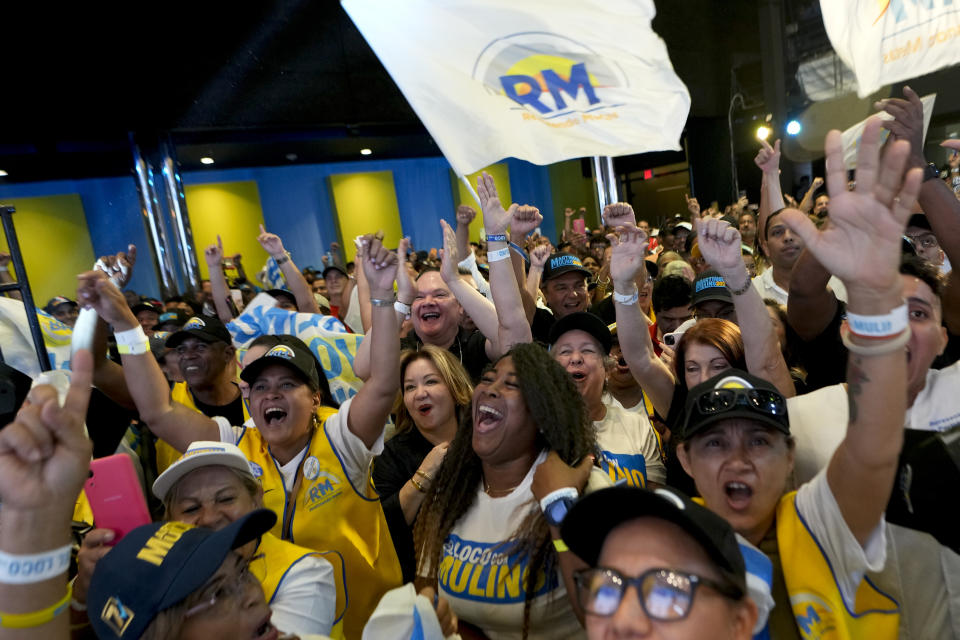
[460, 175, 483, 208]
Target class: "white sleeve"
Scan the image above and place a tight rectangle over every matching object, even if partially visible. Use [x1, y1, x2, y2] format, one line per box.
[458, 249, 491, 298]
[270, 554, 337, 637]
[795, 469, 887, 608]
[215, 416, 245, 445]
[323, 396, 385, 492]
[343, 286, 363, 333]
[641, 420, 666, 485]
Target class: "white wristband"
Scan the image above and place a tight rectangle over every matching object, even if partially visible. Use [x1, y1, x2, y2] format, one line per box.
[539, 487, 580, 513]
[394, 300, 411, 317]
[0, 544, 72, 584]
[846, 304, 908, 339]
[114, 325, 148, 346]
[487, 247, 511, 263]
[613, 288, 639, 306]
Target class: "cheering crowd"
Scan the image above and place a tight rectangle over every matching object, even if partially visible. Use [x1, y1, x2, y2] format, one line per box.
[1, 89, 960, 640]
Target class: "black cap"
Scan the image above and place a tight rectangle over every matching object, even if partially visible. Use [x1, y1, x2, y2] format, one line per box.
[87, 509, 276, 640]
[541, 253, 591, 283]
[44, 296, 77, 314]
[691, 269, 732, 306]
[561, 485, 746, 597]
[130, 302, 162, 317]
[239, 335, 321, 390]
[906, 213, 931, 231]
[681, 369, 790, 441]
[322, 264, 348, 279]
[548, 311, 613, 354]
[266, 289, 297, 306]
[155, 309, 190, 331]
[165, 315, 232, 348]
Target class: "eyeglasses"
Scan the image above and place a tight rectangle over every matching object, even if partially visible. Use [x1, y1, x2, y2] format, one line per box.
[184, 553, 264, 618]
[906, 233, 938, 250]
[695, 388, 786, 417]
[574, 567, 742, 620]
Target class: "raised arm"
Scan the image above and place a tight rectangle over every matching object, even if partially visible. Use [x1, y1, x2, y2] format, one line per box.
[526, 244, 552, 302]
[77, 270, 219, 450]
[798, 177, 824, 214]
[508, 205, 544, 324]
[353, 237, 373, 334]
[609, 226, 676, 417]
[455, 205, 475, 264]
[695, 217, 795, 397]
[258, 225, 320, 315]
[204, 235, 236, 323]
[781, 117, 921, 546]
[477, 172, 533, 350]
[346, 235, 400, 449]
[0, 350, 93, 640]
[439, 219, 499, 345]
[755, 139, 785, 244]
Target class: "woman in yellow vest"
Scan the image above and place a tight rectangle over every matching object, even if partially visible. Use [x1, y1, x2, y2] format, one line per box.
[672, 119, 920, 640]
[76, 234, 404, 639]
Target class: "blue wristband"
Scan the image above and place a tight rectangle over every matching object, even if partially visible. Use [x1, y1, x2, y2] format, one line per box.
[486, 234, 507, 243]
[508, 242, 529, 262]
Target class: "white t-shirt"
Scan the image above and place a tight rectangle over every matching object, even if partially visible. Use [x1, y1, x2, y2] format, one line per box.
[436, 451, 609, 640]
[787, 360, 960, 485]
[601, 391, 647, 416]
[271, 553, 338, 637]
[795, 469, 886, 608]
[751, 267, 848, 306]
[594, 403, 665, 486]
[215, 396, 384, 492]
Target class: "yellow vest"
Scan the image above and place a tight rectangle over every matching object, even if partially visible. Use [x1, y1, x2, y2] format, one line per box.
[776, 492, 899, 640]
[157, 382, 250, 474]
[237, 407, 403, 640]
[252, 532, 346, 640]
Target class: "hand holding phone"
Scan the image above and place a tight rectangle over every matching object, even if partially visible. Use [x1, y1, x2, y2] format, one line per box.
[83, 454, 152, 543]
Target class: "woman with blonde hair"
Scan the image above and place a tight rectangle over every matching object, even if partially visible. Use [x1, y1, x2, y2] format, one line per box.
[374, 345, 473, 582]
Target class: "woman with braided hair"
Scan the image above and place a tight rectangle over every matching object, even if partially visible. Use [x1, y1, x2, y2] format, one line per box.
[414, 342, 611, 639]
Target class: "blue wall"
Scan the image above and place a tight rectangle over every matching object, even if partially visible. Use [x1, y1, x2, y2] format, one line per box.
[0, 156, 557, 300]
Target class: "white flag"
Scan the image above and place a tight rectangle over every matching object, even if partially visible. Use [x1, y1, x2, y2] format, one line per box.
[821, 1, 960, 98]
[840, 93, 936, 169]
[342, 0, 690, 176]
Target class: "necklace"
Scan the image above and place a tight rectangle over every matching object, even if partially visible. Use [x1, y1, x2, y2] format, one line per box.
[483, 479, 520, 496]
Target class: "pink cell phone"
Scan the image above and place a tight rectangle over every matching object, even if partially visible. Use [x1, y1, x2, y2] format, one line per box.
[83, 454, 152, 543]
[573, 218, 586, 234]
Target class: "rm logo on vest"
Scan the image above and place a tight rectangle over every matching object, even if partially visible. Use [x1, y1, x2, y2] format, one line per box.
[303, 470, 344, 511]
[791, 594, 836, 640]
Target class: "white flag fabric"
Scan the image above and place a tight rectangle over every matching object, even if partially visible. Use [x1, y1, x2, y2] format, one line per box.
[342, 0, 690, 176]
[840, 93, 936, 169]
[821, 1, 960, 98]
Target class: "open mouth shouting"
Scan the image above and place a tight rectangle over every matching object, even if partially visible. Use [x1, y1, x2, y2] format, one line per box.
[252, 612, 278, 640]
[417, 402, 434, 417]
[723, 480, 754, 511]
[262, 406, 288, 426]
[475, 403, 504, 434]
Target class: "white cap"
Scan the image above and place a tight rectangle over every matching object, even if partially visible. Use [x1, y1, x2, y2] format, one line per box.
[362, 583, 449, 640]
[152, 441, 257, 500]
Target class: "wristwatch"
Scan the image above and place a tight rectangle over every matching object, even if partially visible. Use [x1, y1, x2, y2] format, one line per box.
[541, 487, 580, 527]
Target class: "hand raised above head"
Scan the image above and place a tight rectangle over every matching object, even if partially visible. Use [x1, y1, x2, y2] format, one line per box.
[607, 225, 649, 287]
[456, 204, 477, 226]
[603, 202, 637, 228]
[360, 234, 399, 295]
[476, 172, 517, 236]
[257, 224, 285, 257]
[755, 138, 782, 174]
[511, 205, 543, 238]
[693, 217, 743, 275]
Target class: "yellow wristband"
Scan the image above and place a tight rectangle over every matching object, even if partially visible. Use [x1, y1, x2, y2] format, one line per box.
[553, 538, 569, 553]
[0, 582, 72, 629]
[117, 341, 150, 355]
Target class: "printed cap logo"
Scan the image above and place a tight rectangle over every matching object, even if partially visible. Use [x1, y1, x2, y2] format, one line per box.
[713, 375, 754, 391]
[549, 255, 583, 270]
[266, 345, 296, 360]
[695, 276, 725, 292]
[248, 462, 263, 478]
[100, 596, 135, 636]
[183, 317, 207, 330]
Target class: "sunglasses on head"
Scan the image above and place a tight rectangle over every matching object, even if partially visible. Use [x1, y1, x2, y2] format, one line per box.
[694, 388, 786, 418]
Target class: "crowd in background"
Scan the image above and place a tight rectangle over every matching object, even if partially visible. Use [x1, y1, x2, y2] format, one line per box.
[1, 88, 960, 640]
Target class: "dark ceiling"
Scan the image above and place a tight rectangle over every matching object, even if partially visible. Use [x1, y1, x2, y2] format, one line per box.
[1, 1, 764, 183]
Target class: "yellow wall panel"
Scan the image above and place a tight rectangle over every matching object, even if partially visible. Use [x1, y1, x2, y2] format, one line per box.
[0, 195, 95, 306]
[328, 171, 403, 262]
[451, 163, 512, 243]
[184, 182, 269, 281]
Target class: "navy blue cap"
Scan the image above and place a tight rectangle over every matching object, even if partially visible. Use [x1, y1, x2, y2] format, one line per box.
[87, 509, 276, 639]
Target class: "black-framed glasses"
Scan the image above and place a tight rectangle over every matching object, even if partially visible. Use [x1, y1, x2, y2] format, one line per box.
[695, 388, 786, 417]
[574, 567, 742, 620]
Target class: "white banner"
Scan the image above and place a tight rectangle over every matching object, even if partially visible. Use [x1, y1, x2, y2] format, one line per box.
[840, 93, 936, 169]
[821, 1, 960, 97]
[342, 0, 690, 176]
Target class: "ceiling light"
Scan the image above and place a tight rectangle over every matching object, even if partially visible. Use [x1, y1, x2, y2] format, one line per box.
[756, 126, 771, 141]
[200, 157, 215, 165]
[0, 170, 7, 177]
[360, 148, 372, 156]
[786, 120, 802, 136]
[285, 153, 298, 161]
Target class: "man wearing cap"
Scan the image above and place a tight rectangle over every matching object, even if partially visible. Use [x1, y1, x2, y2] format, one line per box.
[560, 485, 758, 639]
[691, 270, 737, 324]
[905, 213, 951, 275]
[530, 252, 595, 343]
[131, 301, 162, 336]
[549, 311, 665, 488]
[323, 263, 360, 332]
[44, 296, 79, 327]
